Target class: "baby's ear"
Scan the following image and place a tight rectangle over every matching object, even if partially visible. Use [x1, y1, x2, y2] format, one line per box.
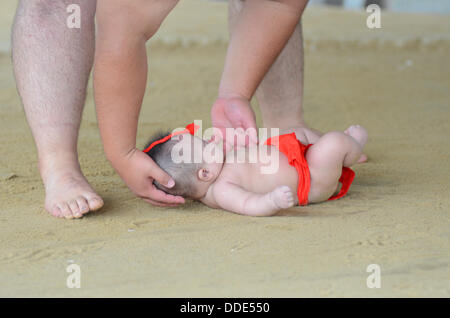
[197, 167, 212, 182]
[171, 134, 184, 142]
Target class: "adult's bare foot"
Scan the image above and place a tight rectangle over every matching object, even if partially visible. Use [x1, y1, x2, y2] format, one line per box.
[40, 156, 103, 219]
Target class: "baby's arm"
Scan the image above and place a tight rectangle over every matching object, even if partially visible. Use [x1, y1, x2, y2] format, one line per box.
[210, 182, 295, 217]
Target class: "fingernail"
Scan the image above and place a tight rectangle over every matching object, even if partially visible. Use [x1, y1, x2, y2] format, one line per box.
[167, 179, 175, 188]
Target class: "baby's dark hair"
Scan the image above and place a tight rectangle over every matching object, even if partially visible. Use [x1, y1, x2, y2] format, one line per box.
[145, 131, 201, 199]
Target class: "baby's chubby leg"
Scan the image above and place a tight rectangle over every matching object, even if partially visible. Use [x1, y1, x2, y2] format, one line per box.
[283, 125, 368, 163]
[306, 126, 367, 202]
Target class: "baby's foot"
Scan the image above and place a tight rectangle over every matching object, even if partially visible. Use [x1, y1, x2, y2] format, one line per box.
[345, 125, 368, 148]
[270, 186, 295, 210]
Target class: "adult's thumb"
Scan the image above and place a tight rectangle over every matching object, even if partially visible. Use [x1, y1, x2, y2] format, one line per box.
[149, 161, 175, 188]
[242, 118, 258, 145]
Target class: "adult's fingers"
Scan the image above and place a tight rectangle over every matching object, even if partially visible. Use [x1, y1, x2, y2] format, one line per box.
[225, 101, 258, 146]
[143, 198, 182, 207]
[209, 127, 226, 151]
[241, 117, 258, 145]
[146, 184, 185, 205]
[236, 103, 258, 145]
[146, 157, 176, 188]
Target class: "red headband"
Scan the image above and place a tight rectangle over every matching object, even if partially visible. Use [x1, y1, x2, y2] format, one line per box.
[143, 122, 199, 153]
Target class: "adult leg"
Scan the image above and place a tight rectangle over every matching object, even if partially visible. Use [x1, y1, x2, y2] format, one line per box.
[228, 0, 368, 162]
[228, 0, 306, 130]
[12, 0, 102, 218]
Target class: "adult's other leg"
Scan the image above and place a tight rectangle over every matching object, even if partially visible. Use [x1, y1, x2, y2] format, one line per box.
[228, 0, 307, 130]
[228, 0, 367, 162]
[12, 0, 103, 219]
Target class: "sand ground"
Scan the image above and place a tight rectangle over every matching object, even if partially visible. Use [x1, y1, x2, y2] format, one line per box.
[0, 1, 449, 297]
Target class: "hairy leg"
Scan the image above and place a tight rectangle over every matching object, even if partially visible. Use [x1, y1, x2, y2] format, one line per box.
[255, 20, 306, 129]
[228, 0, 368, 162]
[228, 0, 305, 130]
[12, 0, 102, 219]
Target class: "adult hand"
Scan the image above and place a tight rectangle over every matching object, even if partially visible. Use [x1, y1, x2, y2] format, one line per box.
[111, 148, 185, 207]
[211, 96, 258, 151]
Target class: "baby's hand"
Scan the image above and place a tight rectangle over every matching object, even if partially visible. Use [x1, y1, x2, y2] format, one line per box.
[270, 186, 295, 210]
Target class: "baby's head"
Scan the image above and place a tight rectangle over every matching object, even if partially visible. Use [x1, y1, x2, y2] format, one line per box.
[145, 131, 224, 200]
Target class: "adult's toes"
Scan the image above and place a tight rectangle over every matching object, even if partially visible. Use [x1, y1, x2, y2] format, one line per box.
[68, 200, 82, 218]
[87, 196, 104, 211]
[50, 206, 63, 218]
[76, 197, 90, 215]
[58, 203, 73, 219]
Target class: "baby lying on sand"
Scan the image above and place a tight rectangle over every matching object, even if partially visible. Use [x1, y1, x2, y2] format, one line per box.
[144, 124, 367, 216]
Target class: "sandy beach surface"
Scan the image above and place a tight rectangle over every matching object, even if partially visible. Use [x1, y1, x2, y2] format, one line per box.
[0, 1, 449, 297]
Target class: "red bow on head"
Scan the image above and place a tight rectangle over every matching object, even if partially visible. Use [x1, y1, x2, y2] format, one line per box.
[143, 122, 199, 153]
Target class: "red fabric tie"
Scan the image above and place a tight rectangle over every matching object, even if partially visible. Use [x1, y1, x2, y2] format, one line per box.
[265, 133, 355, 205]
[143, 122, 199, 153]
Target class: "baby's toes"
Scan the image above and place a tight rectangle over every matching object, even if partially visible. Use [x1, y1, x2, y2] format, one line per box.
[345, 125, 358, 135]
[357, 153, 368, 164]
